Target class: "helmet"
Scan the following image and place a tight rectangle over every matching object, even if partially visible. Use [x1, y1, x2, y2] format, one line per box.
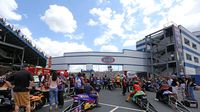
[60, 71, 64, 75]
[133, 74, 137, 78]
[134, 81, 139, 84]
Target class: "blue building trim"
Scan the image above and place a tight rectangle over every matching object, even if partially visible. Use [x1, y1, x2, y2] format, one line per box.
[183, 46, 200, 56]
[136, 43, 145, 48]
[181, 30, 200, 45]
[137, 48, 146, 52]
[184, 62, 200, 69]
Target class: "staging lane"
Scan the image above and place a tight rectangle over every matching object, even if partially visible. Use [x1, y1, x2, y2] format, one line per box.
[36, 88, 144, 112]
[36, 88, 200, 112]
[92, 88, 144, 112]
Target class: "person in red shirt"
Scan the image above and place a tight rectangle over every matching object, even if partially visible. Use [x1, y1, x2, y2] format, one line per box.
[63, 70, 69, 78]
[126, 81, 141, 102]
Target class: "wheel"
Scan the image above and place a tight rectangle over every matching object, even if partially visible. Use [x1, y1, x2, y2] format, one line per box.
[181, 101, 185, 106]
[31, 102, 36, 111]
[41, 97, 46, 106]
[19, 107, 25, 112]
[196, 102, 198, 108]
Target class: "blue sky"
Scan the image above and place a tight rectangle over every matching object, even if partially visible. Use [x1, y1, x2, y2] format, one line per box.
[0, 0, 200, 71]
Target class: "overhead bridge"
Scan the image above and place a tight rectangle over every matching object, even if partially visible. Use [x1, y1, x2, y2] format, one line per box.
[51, 49, 150, 73]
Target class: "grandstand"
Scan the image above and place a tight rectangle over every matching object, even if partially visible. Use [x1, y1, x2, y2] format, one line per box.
[0, 17, 47, 75]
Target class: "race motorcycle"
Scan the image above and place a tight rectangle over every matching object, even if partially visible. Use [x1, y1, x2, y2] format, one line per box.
[63, 93, 98, 112]
[156, 88, 191, 112]
[131, 90, 158, 112]
[0, 79, 14, 112]
[19, 89, 46, 112]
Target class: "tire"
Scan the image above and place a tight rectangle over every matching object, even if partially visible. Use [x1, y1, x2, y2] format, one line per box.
[19, 107, 25, 112]
[41, 97, 46, 106]
[196, 102, 198, 108]
[31, 102, 36, 111]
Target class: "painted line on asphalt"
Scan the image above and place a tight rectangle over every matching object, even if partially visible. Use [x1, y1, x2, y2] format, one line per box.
[43, 99, 73, 107]
[99, 102, 145, 112]
[109, 106, 119, 112]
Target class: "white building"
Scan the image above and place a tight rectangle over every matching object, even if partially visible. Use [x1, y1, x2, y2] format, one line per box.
[51, 24, 200, 77]
[136, 25, 200, 76]
[51, 49, 149, 74]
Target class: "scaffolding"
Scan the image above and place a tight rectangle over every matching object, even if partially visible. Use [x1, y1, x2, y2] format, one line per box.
[145, 25, 177, 78]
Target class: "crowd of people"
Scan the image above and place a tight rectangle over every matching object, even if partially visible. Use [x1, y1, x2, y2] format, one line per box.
[1, 68, 103, 112]
[153, 76, 200, 101]
[1, 67, 200, 112]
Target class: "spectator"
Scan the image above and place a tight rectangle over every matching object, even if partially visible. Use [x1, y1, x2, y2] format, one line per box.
[115, 74, 121, 88]
[58, 72, 67, 108]
[38, 73, 43, 86]
[48, 72, 60, 111]
[122, 76, 127, 96]
[5, 67, 34, 112]
[171, 77, 179, 99]
[74, 73, 84, 94]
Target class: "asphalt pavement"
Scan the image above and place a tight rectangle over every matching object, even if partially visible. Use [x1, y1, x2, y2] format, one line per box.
[36, 88, 200, 112]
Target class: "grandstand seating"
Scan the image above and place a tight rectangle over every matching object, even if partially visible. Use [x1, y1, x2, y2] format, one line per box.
[0, 17, 47, 68]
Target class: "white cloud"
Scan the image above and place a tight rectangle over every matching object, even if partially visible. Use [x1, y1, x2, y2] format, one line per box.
[21, 27, 33, 40]
[98, 0, 110, 4]
[15, 26, 91, 57]
[90, 7, 126, 45]
[160, 0, 174, 8]
[107, 13, 124, 36]
[12, 26, 91, 72]
[88, 19, 98, 26]
[41, 5, 77, 34]
[165, 0, 200, 31]
[123, 26, 161, 48]
[35, 37, 92, 57]
[90, 7, 113, 25]
[123, 16, 136, 32]
[119, 0, 161, 16]
[139, 0, 161, 15]
[0, 0, 22, 20]
[64, 33, 84, 40]
[100, 45, 119, 52]
[94, 32, 113, 45]
[143, 16, 153, 28]
[90, 0, 200, 49]
[90, 8, 124, 35]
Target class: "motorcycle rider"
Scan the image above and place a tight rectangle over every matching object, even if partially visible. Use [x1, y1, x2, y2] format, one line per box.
[155, 83, 172, 101]
[126, 81, 142, 102]
[84, 81, 100, 107]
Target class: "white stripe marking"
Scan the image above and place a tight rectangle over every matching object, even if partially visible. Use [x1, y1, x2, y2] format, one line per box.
[109, 106, 119, 112]
[99, 103, 145, 112]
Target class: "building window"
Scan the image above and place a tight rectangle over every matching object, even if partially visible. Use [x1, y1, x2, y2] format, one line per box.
[184, 38, 190, 46]
[194, 57, 199, 63]
[192, 43, 197, 49]
[186, 53, 192, 61]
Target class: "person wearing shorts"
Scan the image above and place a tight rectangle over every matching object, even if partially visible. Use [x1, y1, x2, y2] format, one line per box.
[116, 75, 121, 88]
[6, 68, 34, 112]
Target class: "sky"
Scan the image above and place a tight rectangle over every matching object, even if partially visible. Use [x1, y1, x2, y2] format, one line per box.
[0, 0, 200, 71]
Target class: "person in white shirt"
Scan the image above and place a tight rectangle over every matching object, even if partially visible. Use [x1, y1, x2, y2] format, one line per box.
[48, 72, 60, 111]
